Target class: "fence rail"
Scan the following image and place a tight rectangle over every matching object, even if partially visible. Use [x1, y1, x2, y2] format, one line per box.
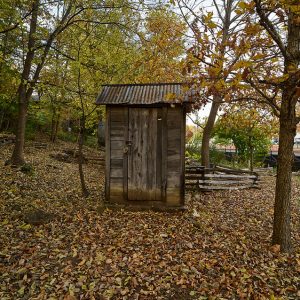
[185, 164, 259, 191]
[0, 134, 15, 146]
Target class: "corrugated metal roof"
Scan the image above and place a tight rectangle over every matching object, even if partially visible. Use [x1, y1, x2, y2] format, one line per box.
[96, 83, 195, 105]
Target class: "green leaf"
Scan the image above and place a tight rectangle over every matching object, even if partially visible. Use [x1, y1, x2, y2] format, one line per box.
[18, 286, 25, 296]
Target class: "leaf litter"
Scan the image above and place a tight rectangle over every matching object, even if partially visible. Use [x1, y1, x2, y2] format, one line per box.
[0, 140, 299, 299]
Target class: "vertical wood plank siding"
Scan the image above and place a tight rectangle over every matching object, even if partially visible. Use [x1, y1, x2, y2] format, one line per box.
[108, 107, 126, 202]
[166, 107, 184, 205]
[180, 106, 186, 205]
[105, 106, 111, 202]
[106, 105, 185, 207]
[123, 107, 129, 201]
[127, 108, 161, 201]
[161, 107, 168, 202]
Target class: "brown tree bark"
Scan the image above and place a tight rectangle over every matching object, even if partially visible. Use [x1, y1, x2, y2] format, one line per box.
[271, 10, 300, 252]
[0, 111, 4, 131]
[78, 117, 89, 198]
[50, 112, 56, 142]
[249, 144, 254, 172]
[11, 93, 29, 165]
[200, 0, 233, 167]
[54, 116, 60, 142]
[50, 110, 60, 143]
[76, 41, 89, 198]
[201, 98, 221, 167]
[11, 0, 39, 165]
[272, 99, 296, 251]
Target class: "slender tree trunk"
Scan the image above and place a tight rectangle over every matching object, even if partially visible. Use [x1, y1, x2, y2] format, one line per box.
[201, 98, 221, 167]
[54, 115, 60, 142]
[0, 111, 4, 131]
[50, 112, 56, 142]
[10, 0, 39, 165]
[11, 87, 30, 165]
[50, 110, 59, 142]
[200, 1, 234, 167]
[249, 134, 254, 172]
[249, 145, 254, 172]
[5, 120, 10, 131]
[76, 46, 89, 197]
[78, 117, 89, 197]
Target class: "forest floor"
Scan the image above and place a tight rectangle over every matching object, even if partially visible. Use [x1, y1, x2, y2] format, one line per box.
[0, 139, 300, 300]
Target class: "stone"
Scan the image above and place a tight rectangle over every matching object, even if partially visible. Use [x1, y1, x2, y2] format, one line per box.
[23, 209, 55, 225]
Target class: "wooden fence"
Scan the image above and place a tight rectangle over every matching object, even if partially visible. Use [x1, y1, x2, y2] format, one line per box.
[185, 165, 259, 191]
[0, 134, 15, 146]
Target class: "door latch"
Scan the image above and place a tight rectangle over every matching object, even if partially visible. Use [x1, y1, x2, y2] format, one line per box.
[124, 141, 132, 154]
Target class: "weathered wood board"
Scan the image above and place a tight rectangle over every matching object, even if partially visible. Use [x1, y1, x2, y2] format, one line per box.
[105, 105, 185, 208]
[127, 108, 161, 201]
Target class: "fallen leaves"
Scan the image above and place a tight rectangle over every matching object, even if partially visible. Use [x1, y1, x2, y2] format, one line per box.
[270, 244, 281, 254]
[0, 140, 300, 299]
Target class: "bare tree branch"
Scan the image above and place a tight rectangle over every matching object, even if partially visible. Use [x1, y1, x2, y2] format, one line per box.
[254, 0, 288, 60]
[246, 78, 280, 116]
[187, 114, 204, 129]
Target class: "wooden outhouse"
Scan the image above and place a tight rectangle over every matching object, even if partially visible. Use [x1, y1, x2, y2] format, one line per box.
[96, 83, 194, 210]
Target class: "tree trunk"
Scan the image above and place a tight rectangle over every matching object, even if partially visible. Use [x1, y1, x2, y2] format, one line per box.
[249, 145, 254, 172]
[50, 112, 56, 142]
[272, 10, 300, 252]
[54, 115, 60, 142]
[201, 98, 221, 167]
[200, 1, 234, 168]
[249, 135, 254, 172]
[78, 117, 89, 197]
[50, 110, 59, 143]
[272, 102, 296, 252]
[10, 0, 39, 165]
[11, 87, 29, 165]
[0, 111, 4, 131]
[5, 119, 10, 131]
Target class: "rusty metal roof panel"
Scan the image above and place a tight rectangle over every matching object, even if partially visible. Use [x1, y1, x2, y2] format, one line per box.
[96, 83, 195, 105]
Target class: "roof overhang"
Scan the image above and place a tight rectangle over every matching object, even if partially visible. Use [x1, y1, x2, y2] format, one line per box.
[96, 83, 196, 106]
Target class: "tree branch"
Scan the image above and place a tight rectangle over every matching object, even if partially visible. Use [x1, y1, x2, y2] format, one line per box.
[187, 114, 204, 129]
[254, 0, 288, 60]
[0, 8, 34, 34]
[246, 78, 280, 116]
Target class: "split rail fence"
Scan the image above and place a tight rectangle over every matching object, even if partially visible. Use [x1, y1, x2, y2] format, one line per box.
[0, 134, 15, 146]
[185, 164, 259, 191]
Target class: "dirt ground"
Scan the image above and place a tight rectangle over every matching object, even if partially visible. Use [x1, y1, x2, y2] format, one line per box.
[0, 140, 299, 299]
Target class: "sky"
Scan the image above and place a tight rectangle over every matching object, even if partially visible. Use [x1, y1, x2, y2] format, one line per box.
[186, 102, 213, 125]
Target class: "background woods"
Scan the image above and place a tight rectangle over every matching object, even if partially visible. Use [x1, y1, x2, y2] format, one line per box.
[0, 0, 187, 156]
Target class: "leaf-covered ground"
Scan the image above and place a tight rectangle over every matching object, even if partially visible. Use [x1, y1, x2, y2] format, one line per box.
[0, 140, 300, 300]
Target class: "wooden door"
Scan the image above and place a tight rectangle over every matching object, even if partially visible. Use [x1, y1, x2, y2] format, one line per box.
[127, 108, 162, 201]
